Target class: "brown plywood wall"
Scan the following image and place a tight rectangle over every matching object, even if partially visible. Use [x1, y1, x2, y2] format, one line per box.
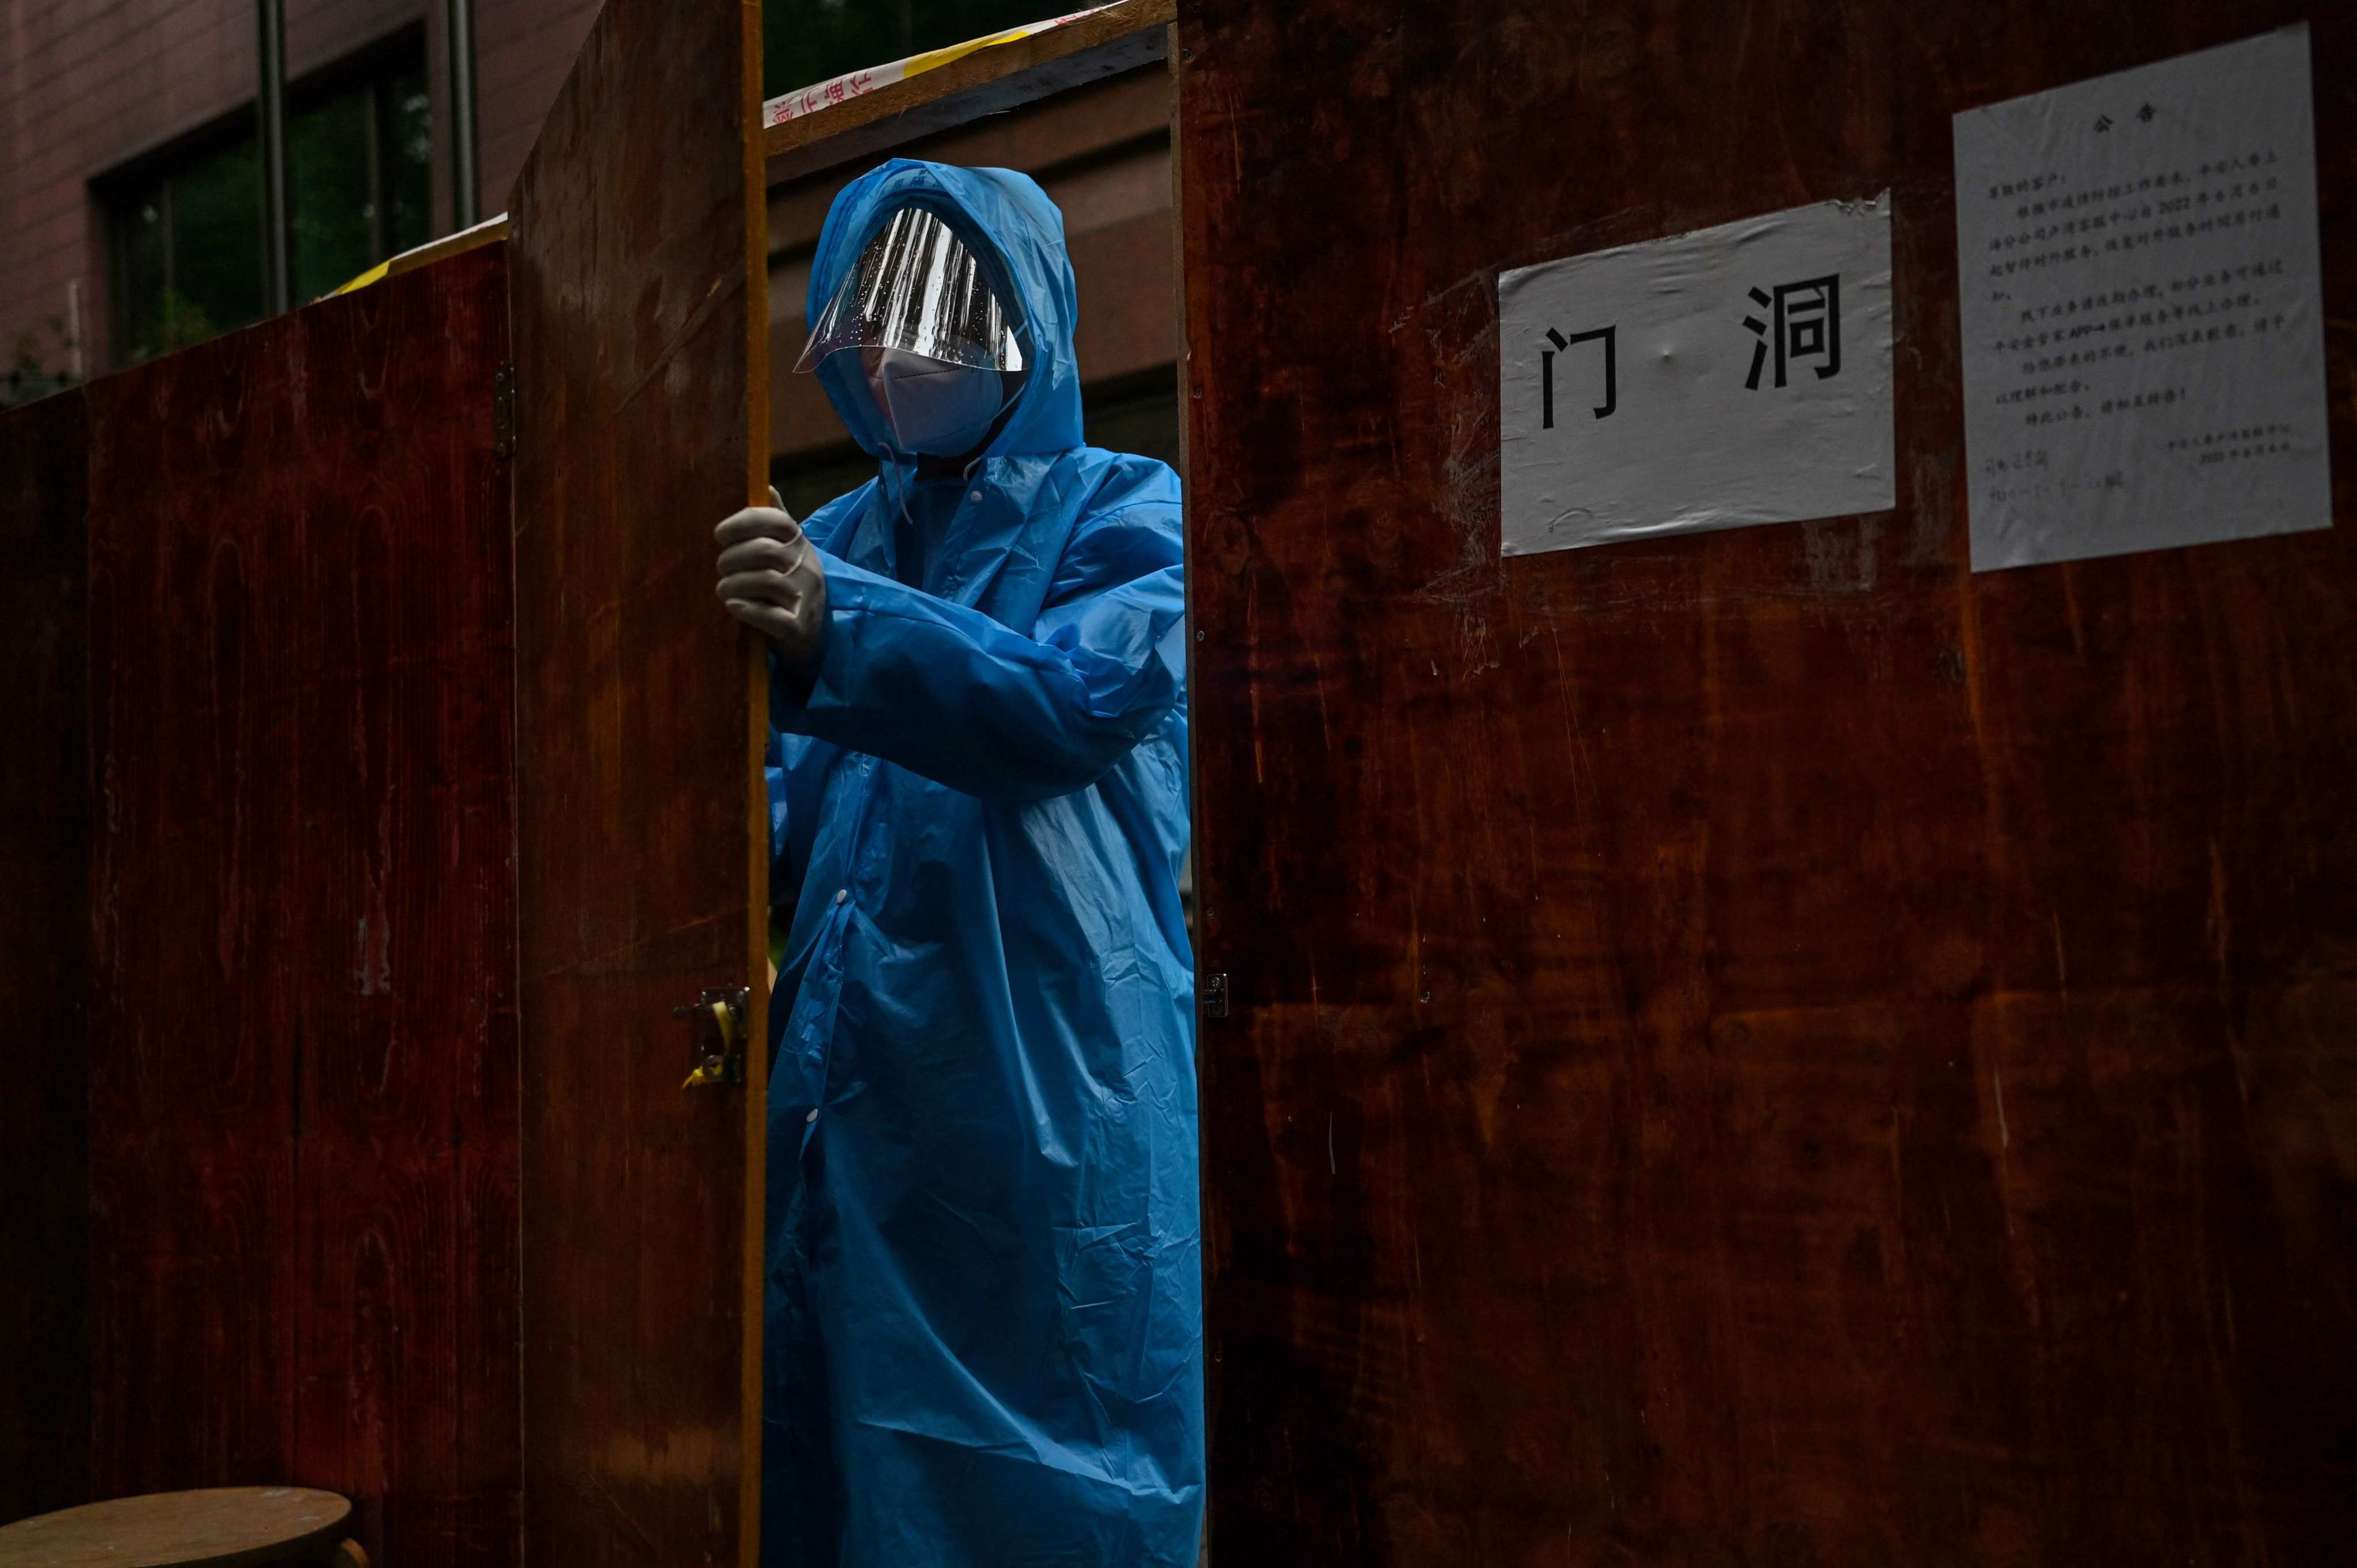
[506, 0, 770, 1559]
[81, 245, 520, 1567]
[0, 388, 91, 1525]
[1177, 2, 2357, 1563]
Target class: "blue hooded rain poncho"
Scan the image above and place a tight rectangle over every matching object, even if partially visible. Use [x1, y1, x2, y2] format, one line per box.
[762, 159, 1202, 1568]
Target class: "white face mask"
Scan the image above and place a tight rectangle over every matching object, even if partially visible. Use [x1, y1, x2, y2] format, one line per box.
[863, 348, 1005, 457]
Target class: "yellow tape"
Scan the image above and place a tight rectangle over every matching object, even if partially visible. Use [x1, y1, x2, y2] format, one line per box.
[765, 6, 1114, 128]
[902, 24, 1051, 80]
[330, 259, 391, 297]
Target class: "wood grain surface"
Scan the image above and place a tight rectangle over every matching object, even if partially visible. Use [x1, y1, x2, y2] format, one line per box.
[1177, 3, 2357, 1563]
[82, 245, 520, 1568]
[506, 0, 768, 1561]
[0, 388, 92, 1527]
[0, 1486, 350, 1568]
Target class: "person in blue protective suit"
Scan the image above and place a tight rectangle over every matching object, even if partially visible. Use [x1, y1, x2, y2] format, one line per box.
[710, 158, 1202, 1568]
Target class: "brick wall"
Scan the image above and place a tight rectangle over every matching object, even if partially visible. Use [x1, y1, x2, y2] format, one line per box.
[0, 0, 596, 375]
[7, 5, 1170, 411]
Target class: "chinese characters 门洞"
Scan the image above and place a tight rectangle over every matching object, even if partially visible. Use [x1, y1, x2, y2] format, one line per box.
[1542, 325, 1616, 426]
[1745, 275, 1841, 389]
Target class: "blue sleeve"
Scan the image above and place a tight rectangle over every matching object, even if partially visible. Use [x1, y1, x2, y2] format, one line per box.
[765, 731, 788, 857]
[773, 502, 1185, 804]
[764, 476, 869, 898]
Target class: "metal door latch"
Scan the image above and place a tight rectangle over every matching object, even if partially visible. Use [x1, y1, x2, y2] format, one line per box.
[492, 364, 516, 459]
[1203, 973, 1229, 1019]
[675, 986, 749, 1088]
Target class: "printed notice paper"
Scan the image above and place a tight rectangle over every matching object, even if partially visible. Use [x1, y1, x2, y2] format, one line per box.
[1497, 196, 1895, 558]
[1954, 26, 2330, 571]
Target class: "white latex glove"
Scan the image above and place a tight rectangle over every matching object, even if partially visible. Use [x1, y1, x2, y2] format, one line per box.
[716, 486, 829, 682]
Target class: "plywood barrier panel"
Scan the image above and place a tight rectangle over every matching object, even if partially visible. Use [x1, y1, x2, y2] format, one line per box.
[1177, 2, 2357, 1563]
[0, 388, 92, 1525]
[82, 245, 520, 1568]
[507, 0, 768, 1562]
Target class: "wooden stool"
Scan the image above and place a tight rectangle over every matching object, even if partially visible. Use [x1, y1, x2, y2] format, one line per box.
[0, 1488, 363, 1567]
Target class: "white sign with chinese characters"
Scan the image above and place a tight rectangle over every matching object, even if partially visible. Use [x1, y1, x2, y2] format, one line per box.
[1954, 26, 2330, 571]
[1497, 196, 1895, 558]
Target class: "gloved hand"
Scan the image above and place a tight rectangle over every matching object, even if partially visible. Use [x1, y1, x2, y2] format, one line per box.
[716, 487, 830, 683]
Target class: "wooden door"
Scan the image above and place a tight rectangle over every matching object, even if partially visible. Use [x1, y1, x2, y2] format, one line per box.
[505, 0, 772, 1563]
[0, 387, 91, 1527]
[1179, 1, 2357, 1563]
[81, 245, 520, 1567]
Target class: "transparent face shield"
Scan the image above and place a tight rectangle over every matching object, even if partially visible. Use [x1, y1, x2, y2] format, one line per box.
[795, 207, 1026, 376]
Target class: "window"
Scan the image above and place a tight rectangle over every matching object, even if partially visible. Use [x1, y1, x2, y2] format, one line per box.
[109, 134, 265, 365]
[106, 37, 431, 367]
[762, 0, 1071, 100]
[288, 51, 432, 302]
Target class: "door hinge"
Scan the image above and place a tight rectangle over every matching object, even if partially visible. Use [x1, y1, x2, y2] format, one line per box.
[675, 986, 749, 1088]
[492, 364, 516, 460]
[1203, 972, 1229, 1020]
